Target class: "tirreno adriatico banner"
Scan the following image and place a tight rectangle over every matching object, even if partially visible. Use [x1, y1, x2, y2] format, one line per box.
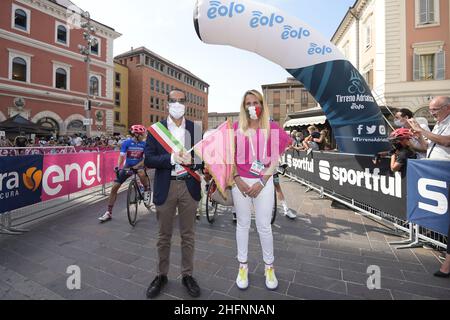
[194, 0, 390, 155]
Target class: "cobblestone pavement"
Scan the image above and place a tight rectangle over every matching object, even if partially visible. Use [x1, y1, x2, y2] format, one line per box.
[0, 177, 449, 300]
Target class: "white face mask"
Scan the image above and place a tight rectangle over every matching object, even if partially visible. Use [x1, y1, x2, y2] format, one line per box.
[247, 106, 258, 120]
[394, 119, 404, 128]
[169, 102, 186, 120]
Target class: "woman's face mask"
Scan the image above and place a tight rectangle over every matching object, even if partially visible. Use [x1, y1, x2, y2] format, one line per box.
[247, 105, 262, 120]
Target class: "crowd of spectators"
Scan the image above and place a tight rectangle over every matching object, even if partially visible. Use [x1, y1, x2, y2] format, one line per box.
[0, 133, 129, 151]
[288, 126, 333, 154]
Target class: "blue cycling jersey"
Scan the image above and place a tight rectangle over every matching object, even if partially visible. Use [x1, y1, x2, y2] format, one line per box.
[120, 138, 146, 168]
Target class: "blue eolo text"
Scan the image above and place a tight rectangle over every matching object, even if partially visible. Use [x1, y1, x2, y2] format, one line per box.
[308, 43, 332, 55]
[207, 1, 245, 19]
[281, 25, 311, 40]
[250, 11, 284, 28]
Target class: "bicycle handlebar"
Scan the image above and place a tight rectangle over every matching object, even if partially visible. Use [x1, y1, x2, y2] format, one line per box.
[115, 167, 145, 174]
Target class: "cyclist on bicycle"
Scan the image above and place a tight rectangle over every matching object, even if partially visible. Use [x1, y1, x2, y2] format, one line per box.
[99, 125, 151, 223]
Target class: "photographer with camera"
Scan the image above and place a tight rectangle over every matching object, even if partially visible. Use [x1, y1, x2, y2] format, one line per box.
[387, 128, 417, 173]
[373, 128, 417, 173]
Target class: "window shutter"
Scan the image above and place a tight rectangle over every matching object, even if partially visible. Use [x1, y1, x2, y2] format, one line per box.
[366, 26, 371, 47]
[436, 51, 445, 80]
[413, 54, 420, 81]
[419, 0, 427, 24]
[427, 0, 435, 23]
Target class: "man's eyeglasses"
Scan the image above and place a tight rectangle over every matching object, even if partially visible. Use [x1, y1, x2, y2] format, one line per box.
[429, 104, 449, 115]
[168, 98, 186, 104]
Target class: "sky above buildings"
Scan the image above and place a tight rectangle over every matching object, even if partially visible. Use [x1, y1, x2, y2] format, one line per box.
[72, 0, 355, 113]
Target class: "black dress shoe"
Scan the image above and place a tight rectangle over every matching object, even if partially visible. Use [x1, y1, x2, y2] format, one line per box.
[434, 271, 450, 278]
[146, 275, 168, 299]
[182, 275, 201, 298]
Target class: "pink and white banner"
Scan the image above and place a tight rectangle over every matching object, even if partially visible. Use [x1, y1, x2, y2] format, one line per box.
[41, 152, 119, 201]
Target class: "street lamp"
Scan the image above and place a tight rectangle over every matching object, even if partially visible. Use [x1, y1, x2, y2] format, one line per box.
[78, 10, 97, 138]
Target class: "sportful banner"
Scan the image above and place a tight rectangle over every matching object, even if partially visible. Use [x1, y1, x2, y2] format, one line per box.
[407, 160, 450, 235]
[281, 150, 406, 220]
[194, 0, 390, 155]
[0, 155, 44, 214]
[0, 152, 119, 214]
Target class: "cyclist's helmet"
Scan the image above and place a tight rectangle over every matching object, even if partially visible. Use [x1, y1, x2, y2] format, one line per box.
[130, 125, 146, 135]
[388, 128, 414, 141]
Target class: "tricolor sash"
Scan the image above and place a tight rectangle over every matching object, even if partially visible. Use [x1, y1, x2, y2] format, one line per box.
[148, 122, 201, 183]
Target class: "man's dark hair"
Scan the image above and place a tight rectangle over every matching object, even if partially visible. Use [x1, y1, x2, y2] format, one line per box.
[398, 108, 413, 119]
[167, 89, 186, 100]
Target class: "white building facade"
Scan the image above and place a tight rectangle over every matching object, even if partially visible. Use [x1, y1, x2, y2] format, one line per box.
[332, 0, 450, 124]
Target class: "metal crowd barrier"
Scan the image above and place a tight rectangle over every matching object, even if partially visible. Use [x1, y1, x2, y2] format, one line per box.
[282, 171, 447, 252]
[0, 182, 118, 235]
[0, 150, 124, 235]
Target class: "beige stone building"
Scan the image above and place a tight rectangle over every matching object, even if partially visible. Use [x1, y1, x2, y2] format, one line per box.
[331, 0, 450, 125]
[262, 78, 317, 128]
[208, 112, 239, 130]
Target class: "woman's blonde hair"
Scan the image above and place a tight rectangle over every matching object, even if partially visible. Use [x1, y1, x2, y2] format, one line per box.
[238, 89, 270, 135]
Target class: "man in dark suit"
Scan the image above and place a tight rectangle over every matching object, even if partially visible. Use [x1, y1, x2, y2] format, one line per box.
[144, 89, 202, 299]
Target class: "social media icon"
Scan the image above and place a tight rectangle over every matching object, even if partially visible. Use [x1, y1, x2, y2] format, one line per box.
[379, 125, 386, 135]
[357, 125, 364, 135]
[366, 126, 377, 135]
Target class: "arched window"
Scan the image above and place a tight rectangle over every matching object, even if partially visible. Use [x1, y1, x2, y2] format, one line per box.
[55, 68, 67, 90]
[37, 117, 59, 134]
[89, 76, 99, 96]
[14, 9, 27, 30]
[12, 57, 27, 82]
[67, 120, 86, 135]
[57, 25, 67, 44]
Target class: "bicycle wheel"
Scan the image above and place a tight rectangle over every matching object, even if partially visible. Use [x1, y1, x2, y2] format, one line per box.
[127, 180, 139, 226]
[271, 189, 277, 225]
[205, 183, 218, 224]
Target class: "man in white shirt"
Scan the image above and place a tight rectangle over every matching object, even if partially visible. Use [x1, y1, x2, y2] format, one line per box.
[408, 96, 450, 160]
[73, 134, 83, 147]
